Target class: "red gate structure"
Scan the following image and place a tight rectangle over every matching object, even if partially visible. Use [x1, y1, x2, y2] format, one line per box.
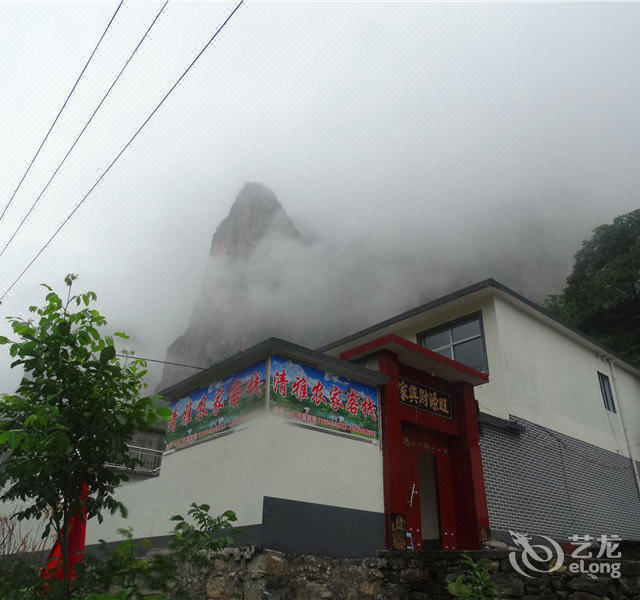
[341, 334, 490, 551]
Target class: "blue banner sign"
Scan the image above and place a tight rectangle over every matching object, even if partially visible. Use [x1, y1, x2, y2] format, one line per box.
[165, 360, 267, 451]
[269, 355, 379, 440]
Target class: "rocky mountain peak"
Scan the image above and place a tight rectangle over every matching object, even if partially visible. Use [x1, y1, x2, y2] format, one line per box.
[209, 182, 301, 259]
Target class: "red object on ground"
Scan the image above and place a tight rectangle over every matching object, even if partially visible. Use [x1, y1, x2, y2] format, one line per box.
[41, 483, 88, 580]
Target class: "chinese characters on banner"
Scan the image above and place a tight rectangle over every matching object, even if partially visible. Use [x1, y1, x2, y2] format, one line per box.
[165, 361, 267, 451]
[269, 355, 379, 440]
[399, 379, 453, 420]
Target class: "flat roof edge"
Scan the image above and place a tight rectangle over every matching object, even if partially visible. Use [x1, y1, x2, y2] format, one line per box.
[158, 337, 389, 401]
[318, 278, 640, 378]
[318, 279, 499, 353]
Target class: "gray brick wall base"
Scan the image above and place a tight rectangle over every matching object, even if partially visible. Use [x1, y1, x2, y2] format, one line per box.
[480, 416, 640, 540]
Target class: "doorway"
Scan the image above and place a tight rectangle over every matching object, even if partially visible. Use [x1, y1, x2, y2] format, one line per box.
[417, 452, 441, 550]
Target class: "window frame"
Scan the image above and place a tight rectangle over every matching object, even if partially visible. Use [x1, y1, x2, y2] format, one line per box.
[417, 311, 490, 375]
[597, 371, 616, 413]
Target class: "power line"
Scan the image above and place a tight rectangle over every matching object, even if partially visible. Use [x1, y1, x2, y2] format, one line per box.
[0, 1, 169, 260]
[116, 353, 205, 370]
[0, 1, 123, 223]
[0, 0, 244, 303]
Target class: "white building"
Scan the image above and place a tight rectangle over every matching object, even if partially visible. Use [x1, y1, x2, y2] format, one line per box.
[321, 278, 640, 543]
[3, 279, 639, 556]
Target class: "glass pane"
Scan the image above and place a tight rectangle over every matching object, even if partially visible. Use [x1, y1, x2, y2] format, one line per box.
[599, 374, 615, 412]
[422, 329, 451, 350]
[451, 318, 481, 343]
[453, 337, 486, 372]
[432, 346, 452, 359]
[598, 374, 607, 401]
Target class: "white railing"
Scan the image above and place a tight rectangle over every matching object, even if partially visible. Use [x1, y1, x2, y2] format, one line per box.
[107, 444, 163, 477]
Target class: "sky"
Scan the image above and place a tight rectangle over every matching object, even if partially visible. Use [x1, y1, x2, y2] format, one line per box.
[0, 1, 639, 391]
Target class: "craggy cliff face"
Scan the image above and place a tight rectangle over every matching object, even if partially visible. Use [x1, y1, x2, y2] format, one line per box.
[208, 183, 302, 260]
[158, 183, 306, 389]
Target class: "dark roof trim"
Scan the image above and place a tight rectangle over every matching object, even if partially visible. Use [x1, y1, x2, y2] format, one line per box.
[318, 279, 497, 353]
[319, 278, 640, 376]
[478, 411, 525, 434]
[158, 337, 389, 401]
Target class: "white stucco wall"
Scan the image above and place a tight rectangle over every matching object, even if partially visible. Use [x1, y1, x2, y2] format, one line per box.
[0, 424, 267, 549]
[613, 361, 640, 453]
[492, 295, 640, 455]
[263, 415, 384, 513]
[81, 412, 384, 545]
[85, 420, 268, 546]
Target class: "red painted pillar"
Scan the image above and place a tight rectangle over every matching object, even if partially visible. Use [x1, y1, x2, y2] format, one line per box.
[379, 350, 406, 549]
[450, 382, 490, 549]
[462, 382, 490, 532]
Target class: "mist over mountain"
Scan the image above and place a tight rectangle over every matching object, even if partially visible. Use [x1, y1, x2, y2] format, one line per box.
[2, 3, 640, 402]
[158, 182, 578, 390]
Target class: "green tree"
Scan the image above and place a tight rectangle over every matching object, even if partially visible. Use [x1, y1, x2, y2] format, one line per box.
[0, 275, 170, 597]
[544, 209, 640, 366]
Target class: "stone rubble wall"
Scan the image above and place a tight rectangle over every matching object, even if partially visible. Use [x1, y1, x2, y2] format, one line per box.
[200, 547, 640, 600]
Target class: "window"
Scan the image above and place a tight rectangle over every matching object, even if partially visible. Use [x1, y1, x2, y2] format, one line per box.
[598, 372, 616, 413]
[418, 314, 488, 373]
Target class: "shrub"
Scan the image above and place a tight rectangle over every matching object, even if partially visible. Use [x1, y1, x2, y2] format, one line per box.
[145, 503, 238, 600]
[0, 504, 237, 600]
[447, 554, 506, 600]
